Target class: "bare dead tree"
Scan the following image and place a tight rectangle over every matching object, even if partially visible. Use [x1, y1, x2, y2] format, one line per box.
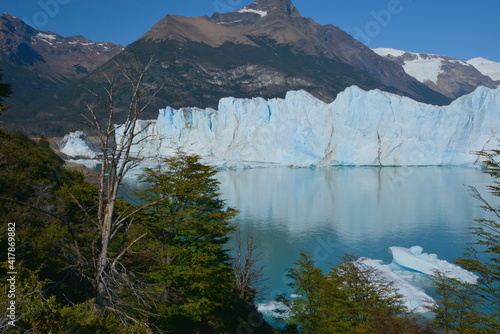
[82, 56, 163, 312]
[232, 226, 269, 302]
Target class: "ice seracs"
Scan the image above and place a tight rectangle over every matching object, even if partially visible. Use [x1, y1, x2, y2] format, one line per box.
[120, 84, 500, 167]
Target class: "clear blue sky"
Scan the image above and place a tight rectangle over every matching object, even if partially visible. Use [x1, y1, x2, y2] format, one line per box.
[2, 0, 500, 62]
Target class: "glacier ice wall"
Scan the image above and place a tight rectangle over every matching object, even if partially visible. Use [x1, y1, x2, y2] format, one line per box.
[119, 85, 500, 166]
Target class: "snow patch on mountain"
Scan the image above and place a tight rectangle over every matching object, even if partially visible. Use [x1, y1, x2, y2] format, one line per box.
[37, 33, 57, 40]
[374, 48, 405, 58]
[119, 84, 500, 167]
[373, 48, 469, 84]
[401, 58, 443, 84]
[237, 8, 268, 17]
[468, 57, 500, 81]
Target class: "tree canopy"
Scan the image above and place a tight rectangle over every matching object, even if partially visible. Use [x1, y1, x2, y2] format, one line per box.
[277, 253, 431, 334]
[0, 132, 272, 333]
[429, 149, 500, 332]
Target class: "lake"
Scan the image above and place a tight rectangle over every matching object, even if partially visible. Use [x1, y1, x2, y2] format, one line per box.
[216, 166, 495, 318]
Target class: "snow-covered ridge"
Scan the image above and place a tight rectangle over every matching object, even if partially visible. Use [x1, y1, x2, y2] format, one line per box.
[118, 84, 500, 167]
[34, 32, 124, 52]
[468, 57, 500, 81]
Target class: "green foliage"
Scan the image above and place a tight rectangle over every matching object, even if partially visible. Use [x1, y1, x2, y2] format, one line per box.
[0, 134, 271, 333]
[429, 149, 500, 332]
[430, 273, 487, 334]
[0, 265, 149, 333]
[137, 151, 239, 332]
[0, 129, 99, 304]
[279, 253, 430, 334]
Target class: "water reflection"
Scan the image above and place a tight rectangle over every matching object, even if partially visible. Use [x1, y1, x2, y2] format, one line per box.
[218, 167, 493, 303]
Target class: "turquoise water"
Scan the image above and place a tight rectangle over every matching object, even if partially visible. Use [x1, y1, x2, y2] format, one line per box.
[217, 166, 494, 312]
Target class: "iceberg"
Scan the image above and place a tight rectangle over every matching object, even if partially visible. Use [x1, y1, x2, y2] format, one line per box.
[118, 85, 500, 167]
[59, 131, 97, 159]
[389, 246, 478, 284]
[355, 257, 435, 313]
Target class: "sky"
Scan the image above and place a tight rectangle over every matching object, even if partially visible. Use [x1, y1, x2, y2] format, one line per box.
[2, 0, 500, 62]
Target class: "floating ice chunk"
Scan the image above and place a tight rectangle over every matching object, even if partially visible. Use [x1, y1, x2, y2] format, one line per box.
[355, 257, 435, 313]
[389, 246, 478, 284]
[257, 300, 289, 319]
[59, 131, 97, 159]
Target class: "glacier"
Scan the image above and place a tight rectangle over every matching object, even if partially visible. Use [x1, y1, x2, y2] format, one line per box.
[118, 84, 500, 167]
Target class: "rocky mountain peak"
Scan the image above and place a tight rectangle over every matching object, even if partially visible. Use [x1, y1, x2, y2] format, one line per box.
[246, 0, 300, 17]
[211, 0, 301, 25]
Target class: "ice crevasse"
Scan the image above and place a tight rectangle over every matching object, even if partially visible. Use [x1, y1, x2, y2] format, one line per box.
[118, 85, 500, 167]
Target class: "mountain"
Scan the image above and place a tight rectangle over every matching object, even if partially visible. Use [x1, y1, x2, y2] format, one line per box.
[467, 57, 500, 81]
[0, 13, 123, 132]
[208, 0, 443, 102]
[0, 13, 123, 82]
[374, 48, 499, 99]
[113, 85, 500, 167]
[144, 0, 449, 105]
[13, 0, 452, 135]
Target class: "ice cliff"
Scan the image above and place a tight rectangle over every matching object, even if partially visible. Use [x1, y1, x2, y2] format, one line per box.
[119, 85, 500, 167]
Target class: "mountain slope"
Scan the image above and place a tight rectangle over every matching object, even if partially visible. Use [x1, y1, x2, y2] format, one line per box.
[209, 0, 445, 103]
[0, 13, 123, 82]
[374, 48, 499, 99]
[2, 0, 452, 135]
[0, 13, 123, 132]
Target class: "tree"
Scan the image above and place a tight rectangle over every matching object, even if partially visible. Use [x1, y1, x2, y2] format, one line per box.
[278, 253, 431, 334]
[232, 226, 268, 302]
[0, 69, 12, 115]
[430, 273, 486, 334]
[82, 57, 162, 316]
[136, 151, 239, 332]
[428, 148, 500, 333]
[0, 130, 136, 332]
